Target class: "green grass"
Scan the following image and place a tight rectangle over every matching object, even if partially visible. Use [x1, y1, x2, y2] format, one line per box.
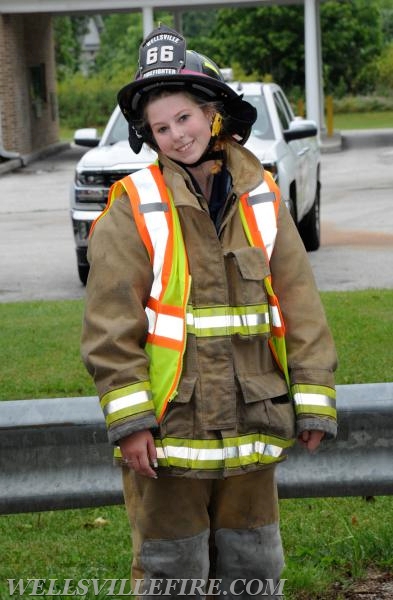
[333, 110, 393, 130]
[0, 300, 96, 401]
[1, 290, 392, 401]
[0, 496, 392, 599]
[60, 110, 393, 143]
[0, 291, 392, 598]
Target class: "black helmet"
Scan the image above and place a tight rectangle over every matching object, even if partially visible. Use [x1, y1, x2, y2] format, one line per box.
[117, 24, 257, 153]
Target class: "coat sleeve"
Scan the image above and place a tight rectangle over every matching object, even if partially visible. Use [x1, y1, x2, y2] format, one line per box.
[270, 200, 338, 439]
[81, 192, 159, 444]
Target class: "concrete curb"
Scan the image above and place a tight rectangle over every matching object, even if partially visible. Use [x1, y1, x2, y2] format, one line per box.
[0, 141, 70, 175]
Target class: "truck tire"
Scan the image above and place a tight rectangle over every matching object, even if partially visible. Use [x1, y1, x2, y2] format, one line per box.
[299, 181, 321, 252]
[78, 263, 90, 286]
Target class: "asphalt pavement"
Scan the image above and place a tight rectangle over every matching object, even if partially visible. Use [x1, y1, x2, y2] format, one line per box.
[0, 131, 392, 303]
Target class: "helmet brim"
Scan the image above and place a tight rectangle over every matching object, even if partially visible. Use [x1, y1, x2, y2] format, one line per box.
[118, 71, 239, 121]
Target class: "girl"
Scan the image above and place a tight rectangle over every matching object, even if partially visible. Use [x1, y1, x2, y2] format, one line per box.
[82, 24, 337, 599]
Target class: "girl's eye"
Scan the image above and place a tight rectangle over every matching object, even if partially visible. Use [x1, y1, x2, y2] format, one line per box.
[157, 126, 168, 134]
[179, 113, 189, 122]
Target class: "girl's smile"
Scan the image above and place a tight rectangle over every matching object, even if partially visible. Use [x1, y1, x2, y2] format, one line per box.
[146, 93, 213, 164]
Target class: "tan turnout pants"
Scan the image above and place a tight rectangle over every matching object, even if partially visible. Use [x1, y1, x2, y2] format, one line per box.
[122, 467, 285, 599]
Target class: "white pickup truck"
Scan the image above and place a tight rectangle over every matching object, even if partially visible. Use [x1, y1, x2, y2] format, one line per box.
[71, 82, 321, 285]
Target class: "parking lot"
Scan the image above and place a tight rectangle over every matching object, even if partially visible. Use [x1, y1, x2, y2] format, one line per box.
[0, 133, 392, 303]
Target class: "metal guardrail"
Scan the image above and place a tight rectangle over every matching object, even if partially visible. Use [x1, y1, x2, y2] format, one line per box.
[1, 383, 393, 515]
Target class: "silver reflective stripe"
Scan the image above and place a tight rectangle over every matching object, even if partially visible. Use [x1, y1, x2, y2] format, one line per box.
[270, 305, 282, 328]
[248, 181, 277, 259]
[155, 441, 284, 462]
[102, 390, 151, 417]
[145, 306, 157, 335]
[187, 312, 268, 330]
[154, 312, 184, 341]
[130, 169, 169, 300]
[293, 392, 335, 408]
[248, 191, 276, 205]
[139, 202, 168, 213]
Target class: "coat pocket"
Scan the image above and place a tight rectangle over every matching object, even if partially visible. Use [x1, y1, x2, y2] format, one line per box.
[160, 375, 197, 437]
[237, 372, 295, 440]
[225, 246, 270, 306]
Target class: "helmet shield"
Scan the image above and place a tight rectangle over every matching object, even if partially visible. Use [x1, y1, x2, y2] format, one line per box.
[138, 25, 186, 79]
[118, 24, 257, 153]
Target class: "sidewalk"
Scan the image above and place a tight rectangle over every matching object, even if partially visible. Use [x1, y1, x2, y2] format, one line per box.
[321, 127, 393, 153]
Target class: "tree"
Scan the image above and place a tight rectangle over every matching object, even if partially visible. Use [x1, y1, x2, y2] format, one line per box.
[53, 16, 89, 81]
[320, 0, 383, 96]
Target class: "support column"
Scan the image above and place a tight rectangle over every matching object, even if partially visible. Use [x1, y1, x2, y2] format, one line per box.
[173, 10, 183, 33]
[304, 0, 321, 132]
[142, 7, 154, 37]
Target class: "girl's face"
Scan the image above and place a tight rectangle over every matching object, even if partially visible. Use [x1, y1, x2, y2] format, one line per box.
[146, 92, 213, 164]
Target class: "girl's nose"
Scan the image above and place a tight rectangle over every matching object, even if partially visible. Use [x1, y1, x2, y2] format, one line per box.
[171, 125, 185, 140]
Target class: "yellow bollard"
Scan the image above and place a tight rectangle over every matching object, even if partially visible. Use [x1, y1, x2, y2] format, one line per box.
[297, 98, 305, 118]
[326, 95, 334, 137]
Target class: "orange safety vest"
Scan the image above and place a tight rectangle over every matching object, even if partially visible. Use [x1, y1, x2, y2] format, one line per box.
[95, 163, 336, 439]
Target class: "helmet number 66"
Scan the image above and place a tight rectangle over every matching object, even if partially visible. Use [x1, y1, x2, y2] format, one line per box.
[146, 45, 174, 65]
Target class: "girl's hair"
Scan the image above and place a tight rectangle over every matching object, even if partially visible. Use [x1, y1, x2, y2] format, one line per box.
[137, 88, 230, 173]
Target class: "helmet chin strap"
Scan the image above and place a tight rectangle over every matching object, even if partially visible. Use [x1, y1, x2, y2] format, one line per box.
[175, 148, 224, 169]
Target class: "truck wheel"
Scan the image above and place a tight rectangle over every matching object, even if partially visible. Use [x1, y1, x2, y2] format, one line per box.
[299, 182, 320, 251]
[78, 264, 90, 286]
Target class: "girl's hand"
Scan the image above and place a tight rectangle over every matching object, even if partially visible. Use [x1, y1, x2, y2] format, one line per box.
[298, 429, 325, 452]
[119, 430, 158, 478]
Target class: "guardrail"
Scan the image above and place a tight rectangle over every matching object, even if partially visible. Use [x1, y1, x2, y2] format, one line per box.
[1, 382, 392, 515]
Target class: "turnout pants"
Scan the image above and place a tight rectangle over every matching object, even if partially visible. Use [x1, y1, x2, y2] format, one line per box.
[122, 467, 285, 599]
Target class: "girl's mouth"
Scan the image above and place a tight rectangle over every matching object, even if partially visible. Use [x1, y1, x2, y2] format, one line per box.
[176, 141, 193, 153]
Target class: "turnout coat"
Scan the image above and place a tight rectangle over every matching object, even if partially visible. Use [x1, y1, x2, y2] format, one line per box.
[81, 140, 337, 478]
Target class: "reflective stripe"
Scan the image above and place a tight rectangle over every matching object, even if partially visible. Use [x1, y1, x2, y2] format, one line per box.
[139, 202, 168, 214]
[248, 180, 278, 260]
[155, 434, 292, 469]
[129, 169, 169, 300]
[114, 432, 293, 469]
[292, 384, 336, 418]
[270, 304, 282, 329]
[102, 391, 150, 416]
[248, 191, 276, 204]
[293, 393, 335, 408]
[186, 304, 270, 337]
[100, 382, 153, 426]
[152, 311, 184, 341]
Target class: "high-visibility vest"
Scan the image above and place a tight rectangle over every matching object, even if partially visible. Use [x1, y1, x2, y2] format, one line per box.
[94, 163, 336, 468]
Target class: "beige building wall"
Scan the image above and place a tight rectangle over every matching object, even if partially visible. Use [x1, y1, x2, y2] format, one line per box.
[0, 14, 59, 156]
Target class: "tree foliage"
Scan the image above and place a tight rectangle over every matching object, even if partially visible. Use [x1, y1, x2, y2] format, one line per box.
[54, 1, 391, 97]
[53, 16, 89, 81]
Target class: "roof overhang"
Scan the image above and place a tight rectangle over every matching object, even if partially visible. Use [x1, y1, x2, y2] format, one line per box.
[0, 0, 308, 16]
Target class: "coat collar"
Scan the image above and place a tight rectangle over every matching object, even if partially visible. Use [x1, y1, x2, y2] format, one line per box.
[158, 140, 264, 209]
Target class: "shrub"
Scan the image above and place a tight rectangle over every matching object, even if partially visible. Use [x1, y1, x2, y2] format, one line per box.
[57, 70, 130, 129]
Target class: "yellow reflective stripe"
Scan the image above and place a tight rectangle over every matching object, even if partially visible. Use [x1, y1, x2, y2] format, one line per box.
[153, 433, 293, 469]
[292, 384, 336, 418]
[186, 304, 270, 337]
[101, 382, 153, 426]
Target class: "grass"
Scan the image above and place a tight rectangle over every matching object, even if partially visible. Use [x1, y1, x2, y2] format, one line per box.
[0, 300, 96, 401]
[333, 111, 393, 130]
[60, 111, 393, 143]
[0, 496, 392, 599]
[0, 291, 392, 598]
[1, 290, 392, 401]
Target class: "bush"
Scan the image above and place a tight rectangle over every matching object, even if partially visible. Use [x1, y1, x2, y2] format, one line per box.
[57, 70, 131, 129]
[333, 94, 393, 113]
[57, 70, 393, 130]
